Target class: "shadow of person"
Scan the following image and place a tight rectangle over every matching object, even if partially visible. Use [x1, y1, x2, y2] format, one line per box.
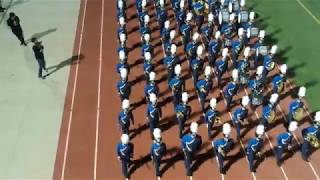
[160, 150, 184, 176]
[129, 154, 152, 176]
[26, 28, 57, 42]
[224, 148, 245, 172]
[45, 54, 84, 77]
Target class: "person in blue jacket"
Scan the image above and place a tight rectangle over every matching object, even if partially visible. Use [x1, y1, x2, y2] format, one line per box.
[208, 31, 221, 66]
[246, 125, 265, 172]
[301, 111, 320, 161]
[169, 64, 185, 107]
[232, 96, 250, 138]
[272, 64, 287, 94]
[147, 94, 162, 137]
[275, 121, 298, 166]
[215, 48, 229, 87]
[176, 92, 192, 137]
[191, 46, 204, 88]
[205, 98, 220, 138]
[261, 93, 279, 129]
[150, 128, 167, 178]
[144, 72, 159, 102]
[287, 86, 306, 124]
[181, 122, 202, 177]
[212, 123, 235, 174]
[117, 68, 131, 101]
[117, 134, 134, 179]
[224, 69, 239, 110]
[196, 66, 213, 113]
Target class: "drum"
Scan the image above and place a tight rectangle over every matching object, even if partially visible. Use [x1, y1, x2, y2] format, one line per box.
[252, 91, 263, 106]
[250, 27, 259, 37]
[293, 108, 304, 121]
[239, 11, 248, 23]
[222, 9, 230, 23]
[259, 46, 268, 56]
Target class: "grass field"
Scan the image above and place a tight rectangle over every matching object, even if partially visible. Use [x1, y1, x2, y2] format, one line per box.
[247, 0, 320, 111]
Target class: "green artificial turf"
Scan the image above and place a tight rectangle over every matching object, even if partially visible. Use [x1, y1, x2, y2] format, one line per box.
[247, 0, 320, 111]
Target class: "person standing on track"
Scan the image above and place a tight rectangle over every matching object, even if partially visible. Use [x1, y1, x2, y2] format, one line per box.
[117, 68, 131, 101]
[212, 123, 235, 174]
[150, 128, 167, 178]
[215, 48, 229, 87]
[287, 86, 306, 125]
[181, 122, 202, 177]
[180, 12, 192, 49]
[261, 45, 277, 80]
[224, 69, 239, 110]
[175, 92, 192, 138]
[116, 50, 129, 75]
[208, 31, 221, 66]
[164, 44, 179, 80]
[231, 28, 244, 68]
[261, 93, 279, 130]
[232, 96, 250, 139]
[7, 12, 27, 46]
[185, 33, 200, 61]
[196, 66, 213, 113]
[147, 93, 162, 137]
[143, 52, 155, 81]
[191, 45, 204, 88]
[272, 64, 287, 94]
[237, 47, 250, 87]
[301, 111, 320, 161]
[275, 121, 298, 166]
[118, 99, 134, 134]
[31, 38, 48, 79]
[201, 13, 214, 48]
[169, 64, 185, 107]
[204, 98, 220, 138]
[117, 134, 134, 180]
[246, 125, 265, 172]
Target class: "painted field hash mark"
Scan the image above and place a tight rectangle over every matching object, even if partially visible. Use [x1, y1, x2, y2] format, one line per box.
[296, 0, 320, 24]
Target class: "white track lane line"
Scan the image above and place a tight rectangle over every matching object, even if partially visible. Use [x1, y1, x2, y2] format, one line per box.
[93, 0, 104, 179]
[61, 0, 89, 179]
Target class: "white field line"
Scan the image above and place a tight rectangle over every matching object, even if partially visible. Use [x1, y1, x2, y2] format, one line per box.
[93, 0, 104, 179]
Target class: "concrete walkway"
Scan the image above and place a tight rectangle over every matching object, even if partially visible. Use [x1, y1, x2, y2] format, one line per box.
[0, 0, 80, 179]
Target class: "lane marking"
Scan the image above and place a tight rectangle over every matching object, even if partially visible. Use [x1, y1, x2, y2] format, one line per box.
[61, 0, 88, 179]
[93, 0, 104, 179]
[296, 0, 320, 25]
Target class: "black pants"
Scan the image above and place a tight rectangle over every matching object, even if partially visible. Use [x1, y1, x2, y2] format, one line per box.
[12, 28, 25, 44]
[177, 117, 186, 137]
[121, 159, 132, 178]
[183, 150, 193, 176]
[36, 58, 46, 77]
[152, 156, 162, 176]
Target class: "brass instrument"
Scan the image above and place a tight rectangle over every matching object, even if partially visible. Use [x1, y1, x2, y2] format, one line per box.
[267, 110, 276, 124]
[177, 112, 185, 118]
[306, 134, 320, 148]
[277, 82, 284, 94]
[293, 108, 304, 121]
[214, 116, 221, 124]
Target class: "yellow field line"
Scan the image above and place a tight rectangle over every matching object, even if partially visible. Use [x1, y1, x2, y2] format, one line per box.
[296, 0, 320, 25]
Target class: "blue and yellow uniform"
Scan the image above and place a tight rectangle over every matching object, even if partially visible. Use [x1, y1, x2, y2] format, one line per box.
[118, 110, 134, 134]
[261, 103, 276, 128]
[213, 137, 234, 173]
[246, 137, 264, 172]
[156, 8, 167, 30]
[196, 78, 213, 112]
[232, 107, 248, 138]
[169, 75, 185, 107]
[185, 41, 198, 61]
[272, 74, 286, 94]
[150, 139, 167, 177]
[201, 23, 214, 47]
[116, 141, 134, 178]
[262, 55, 274, 80]
[180, 22, 192, 47]
[287, 99, 304, 123]
[176, 103, 192, 137]
[205, 108, 219, 137]
[301, 124, 320, 161]
[181, 133, 202, 176]
[248, 77, 264, 106]
[117, 79, 131, 101]
[275, 132, 293, 165]
[224, 81, 238, 110]
[147, 103, 162, 135]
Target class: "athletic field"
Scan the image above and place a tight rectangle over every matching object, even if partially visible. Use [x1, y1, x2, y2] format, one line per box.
[0, 0, 320, 179]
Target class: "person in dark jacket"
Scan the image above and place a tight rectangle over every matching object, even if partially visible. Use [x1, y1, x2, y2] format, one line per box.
[7, 12, 27, 45]
[31, 38, 48, 79]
